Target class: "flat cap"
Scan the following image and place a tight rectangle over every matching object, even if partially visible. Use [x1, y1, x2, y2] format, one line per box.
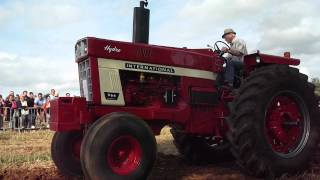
[222, 28, 236, 38]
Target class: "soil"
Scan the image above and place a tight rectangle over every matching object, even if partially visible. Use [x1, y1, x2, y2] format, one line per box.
[1, 127, 320, 180]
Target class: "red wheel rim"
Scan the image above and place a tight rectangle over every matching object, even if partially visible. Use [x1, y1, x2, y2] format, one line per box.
[71, 137, 82, 160]
[265, 92, 310, 157]
[107, 136, 142, 175]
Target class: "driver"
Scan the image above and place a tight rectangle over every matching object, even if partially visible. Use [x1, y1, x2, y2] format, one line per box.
[221, 28, 248, 88]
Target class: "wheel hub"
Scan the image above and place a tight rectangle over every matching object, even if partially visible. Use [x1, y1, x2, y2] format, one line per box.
[265, 93, 309, 157]
[107, 136, 142, 175]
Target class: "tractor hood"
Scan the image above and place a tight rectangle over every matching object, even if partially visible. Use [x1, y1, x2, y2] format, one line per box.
[75, 37, 222, 73]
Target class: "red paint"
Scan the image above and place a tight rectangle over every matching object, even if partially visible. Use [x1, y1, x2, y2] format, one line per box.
[51, 37, 301, 138]
[265, 95, 303, 154]
[80, 37, 220, 72]
[50, 97, 93, 131]
[244, 52, 300, 75]
[107, 136, 142, 175]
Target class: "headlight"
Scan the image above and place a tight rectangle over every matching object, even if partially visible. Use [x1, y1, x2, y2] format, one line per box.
[256, 56, 261, 63]
[75, 38, 88, 59]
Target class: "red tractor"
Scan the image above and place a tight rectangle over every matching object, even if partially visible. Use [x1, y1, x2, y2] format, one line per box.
[50, 1, 319, 179]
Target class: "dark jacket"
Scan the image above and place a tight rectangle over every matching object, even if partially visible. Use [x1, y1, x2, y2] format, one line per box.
[27, 97, 35, 107]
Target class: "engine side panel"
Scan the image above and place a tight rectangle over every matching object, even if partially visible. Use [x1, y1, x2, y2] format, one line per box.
[97, 58, 217, 106]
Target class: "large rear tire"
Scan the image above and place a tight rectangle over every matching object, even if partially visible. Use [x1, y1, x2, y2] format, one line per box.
[227, 65, 320, 178]
[51, 131, 83, 177]
[170, 126, 232, 164]
[80, 112, 157, 180]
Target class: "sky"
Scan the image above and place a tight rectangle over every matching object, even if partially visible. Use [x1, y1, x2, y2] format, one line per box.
[0, 0, 319, 96]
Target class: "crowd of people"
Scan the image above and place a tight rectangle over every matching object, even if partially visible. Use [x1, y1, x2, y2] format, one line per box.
[0, 89, 71, 130]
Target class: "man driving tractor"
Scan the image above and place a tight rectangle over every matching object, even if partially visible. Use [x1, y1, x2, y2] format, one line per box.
[221, 28, 248, 88]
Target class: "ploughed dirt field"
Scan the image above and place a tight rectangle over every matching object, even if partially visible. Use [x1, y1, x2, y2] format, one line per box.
[1, 127, 320, 180]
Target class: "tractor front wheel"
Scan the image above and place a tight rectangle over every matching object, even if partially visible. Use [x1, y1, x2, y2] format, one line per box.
[80, 112, 157, 180]
[51, 131, 83, 177]
[227, 65, 320, 178]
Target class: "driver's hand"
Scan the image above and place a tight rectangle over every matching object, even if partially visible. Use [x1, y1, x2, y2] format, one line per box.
[221, 47, 229, 53]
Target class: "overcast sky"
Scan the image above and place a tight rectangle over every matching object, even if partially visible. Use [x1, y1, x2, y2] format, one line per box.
[0, 0, 319, 96]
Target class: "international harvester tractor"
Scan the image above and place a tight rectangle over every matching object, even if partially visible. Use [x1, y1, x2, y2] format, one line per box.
[50, 1, 320, 179]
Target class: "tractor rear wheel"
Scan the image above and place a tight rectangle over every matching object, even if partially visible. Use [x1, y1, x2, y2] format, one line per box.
[51, 131, 83, 177]
[170, 126, 232, 164]
[80, 112, 157, 180]
[227, 65, 320, 178]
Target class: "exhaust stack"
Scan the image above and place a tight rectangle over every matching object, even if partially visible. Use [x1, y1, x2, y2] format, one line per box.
[133, 0, 150, 44]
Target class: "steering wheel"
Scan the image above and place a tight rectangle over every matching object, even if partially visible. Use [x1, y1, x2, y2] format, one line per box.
[210, 41, 230, 67]
[214, 41, 230, 54]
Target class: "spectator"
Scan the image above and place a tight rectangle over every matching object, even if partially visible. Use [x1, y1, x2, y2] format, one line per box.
[50, 89, 58, 100]
[27, 92, 36, 128]
[5, 95, 13, 124]
[20, 95, 29, 128]
[23, 90, 31, 108]
[6, 91, 14, 100]
[34, 93, 46, 125]
[44, 94, 51, 110]
[5, 95, 15, 129]
[66, 93, 71, 97]
[22, 90, 28, 97]
[15, 94, 20, 101]
[0, 95, 4, 129]
[27, 92, 35, 107]
[13, 95, 22, 128]
[34, 93, 45, 107]
[0, 95, 4, 106]
[27, 92, 33, 103]
[43, 94, 51, 128]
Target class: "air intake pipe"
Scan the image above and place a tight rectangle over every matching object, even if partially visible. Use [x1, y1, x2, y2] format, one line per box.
[133, 0, 150, 44]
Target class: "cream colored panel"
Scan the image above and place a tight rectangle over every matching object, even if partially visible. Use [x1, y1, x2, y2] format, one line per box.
[99, 68, 125, 106]
[98, 58, 217, 81]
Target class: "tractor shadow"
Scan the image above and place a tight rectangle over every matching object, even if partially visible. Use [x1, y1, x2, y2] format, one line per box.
[149, 153, 257, 180]
[151, 132, 320, 180]
[151, 128, 259, 180]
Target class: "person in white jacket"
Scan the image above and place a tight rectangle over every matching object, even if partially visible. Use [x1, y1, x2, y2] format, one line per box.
[20, 95, 29, 128]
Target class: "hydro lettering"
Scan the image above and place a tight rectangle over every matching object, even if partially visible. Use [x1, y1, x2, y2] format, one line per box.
[104, 45, 121, 53]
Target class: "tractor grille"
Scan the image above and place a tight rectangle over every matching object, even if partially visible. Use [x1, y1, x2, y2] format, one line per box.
[78, 59, 92, 101]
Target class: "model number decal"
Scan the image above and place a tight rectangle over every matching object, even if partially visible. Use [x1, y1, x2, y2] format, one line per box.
[125, 63, 175, 73]
[104, 92, 120, 100]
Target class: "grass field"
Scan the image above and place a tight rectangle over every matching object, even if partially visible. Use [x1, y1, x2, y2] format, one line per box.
[1, 128, 320, 180]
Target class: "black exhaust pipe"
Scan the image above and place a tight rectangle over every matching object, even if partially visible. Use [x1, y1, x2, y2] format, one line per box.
[133, 0, 150, 44]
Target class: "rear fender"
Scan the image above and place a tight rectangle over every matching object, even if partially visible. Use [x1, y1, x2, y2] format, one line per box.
[243, 51, 300, 74]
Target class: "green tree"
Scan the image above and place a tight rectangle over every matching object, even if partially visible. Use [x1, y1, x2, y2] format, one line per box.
[311, 78, 320, 96]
